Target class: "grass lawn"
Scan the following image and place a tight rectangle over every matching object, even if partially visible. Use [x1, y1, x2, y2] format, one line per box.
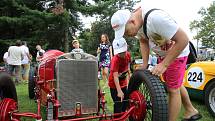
[16, 83, 214, 121]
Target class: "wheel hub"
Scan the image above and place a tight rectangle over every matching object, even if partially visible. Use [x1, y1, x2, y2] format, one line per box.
[129, 90, 147, 121]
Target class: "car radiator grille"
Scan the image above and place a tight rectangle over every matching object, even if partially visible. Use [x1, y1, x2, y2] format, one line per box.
[56, 59, 98, 117]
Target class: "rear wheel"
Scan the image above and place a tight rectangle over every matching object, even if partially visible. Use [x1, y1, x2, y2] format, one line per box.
[0, 72, 17, 101]
[205, 80, 215, 117]
[128, 69, 168, 121]
[28, 66, 36, 99]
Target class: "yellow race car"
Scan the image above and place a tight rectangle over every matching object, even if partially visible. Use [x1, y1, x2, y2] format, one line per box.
[131, 42, 215, 117]
[131, 59, 215, 117]
[183, 61, 215, 117]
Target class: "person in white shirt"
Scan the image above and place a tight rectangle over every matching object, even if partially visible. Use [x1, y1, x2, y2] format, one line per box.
[111, 3, 201, 121]
[3, 51, 9, 72]
[3, 52, 8, 64]
[7, 40, 24, 84]
[21, 41, 31, 81]
[151, 52, 158, 66]
[36, 45, 45, 62]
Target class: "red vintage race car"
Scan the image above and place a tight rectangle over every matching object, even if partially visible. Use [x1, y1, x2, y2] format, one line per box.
[0, 50, 168, 121]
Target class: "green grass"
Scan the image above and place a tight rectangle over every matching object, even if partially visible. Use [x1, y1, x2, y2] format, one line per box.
[16, 83, 214, 121]
[180, 101, 214, 121]
[16, 83, 46, 121]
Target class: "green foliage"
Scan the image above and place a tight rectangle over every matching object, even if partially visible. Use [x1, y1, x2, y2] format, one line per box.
[79, 0, 141, 58]
[0, 0, 141, 61]
[0, 0, 124, 60]
[0, 0, 71, 54]
[79, 20, 114, 55]
[190, 1, 215, 48]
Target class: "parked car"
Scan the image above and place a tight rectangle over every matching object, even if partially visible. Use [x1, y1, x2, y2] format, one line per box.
[184, 61, 215, 117]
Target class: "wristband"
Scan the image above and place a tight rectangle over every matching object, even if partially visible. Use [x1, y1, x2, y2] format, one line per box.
[163, 63, 168, 68]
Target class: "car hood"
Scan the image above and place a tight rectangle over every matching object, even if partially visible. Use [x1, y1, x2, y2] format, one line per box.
[191, 61, 215, 76]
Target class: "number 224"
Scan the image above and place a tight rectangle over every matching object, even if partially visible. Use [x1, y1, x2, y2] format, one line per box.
[188, 72, 203, 82]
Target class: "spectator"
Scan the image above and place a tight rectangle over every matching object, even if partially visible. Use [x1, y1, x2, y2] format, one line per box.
[111, 4, 201, 121]
[109, 38, 131, 114]
[151, 52, 158, 66]
[3, 51, 9, 71]
[71, 39, 84, 53]
[20, 41, 31, 82]
[97, 34, 113, 90]
[7, 40, 23, 84]
[36, 45, 45, 62]
[148, 54, 152, 65]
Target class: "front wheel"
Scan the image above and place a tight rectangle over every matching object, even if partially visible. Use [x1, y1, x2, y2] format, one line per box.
[128, 69, 168, 121]
[205, 80, 215, 117]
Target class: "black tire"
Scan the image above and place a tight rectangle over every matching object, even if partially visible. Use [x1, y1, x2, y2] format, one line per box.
[128, 69, 168, 121]
[205, 80, 215, 117]
[28, 65, 36, 99]
[0, 72, 17, 102]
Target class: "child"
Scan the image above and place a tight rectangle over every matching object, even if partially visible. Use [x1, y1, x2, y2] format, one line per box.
[71, 40, 84, 53]
[108, 38, 131, 114]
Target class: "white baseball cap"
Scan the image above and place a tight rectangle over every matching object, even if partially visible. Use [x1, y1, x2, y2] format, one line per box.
[111, 9, 131, 40]
[112, 38, 128, 55]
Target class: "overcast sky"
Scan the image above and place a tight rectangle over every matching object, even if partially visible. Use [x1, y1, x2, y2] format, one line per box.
[81, 0, 214, 47]
[141, 0, 214, 46]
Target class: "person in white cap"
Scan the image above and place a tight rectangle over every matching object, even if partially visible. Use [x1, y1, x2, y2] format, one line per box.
[111, 4, 201, 121]
[108, 38, 131, 114]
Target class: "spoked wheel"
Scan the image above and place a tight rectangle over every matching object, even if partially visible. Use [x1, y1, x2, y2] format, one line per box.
[0, 98, 17, 121]
[128, 69, 168, 121]
[129, 91, 147, 121]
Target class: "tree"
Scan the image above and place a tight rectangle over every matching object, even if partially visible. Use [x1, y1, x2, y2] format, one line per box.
[0, 0, 121, 60]
[0, 0, 140, 61]
[79, 0, 141, 57]
[0, 0, 71, 55]
[190, 1, 215, 49]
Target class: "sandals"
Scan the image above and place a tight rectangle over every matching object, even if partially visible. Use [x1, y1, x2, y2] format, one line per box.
[181, 113, 202, 121]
